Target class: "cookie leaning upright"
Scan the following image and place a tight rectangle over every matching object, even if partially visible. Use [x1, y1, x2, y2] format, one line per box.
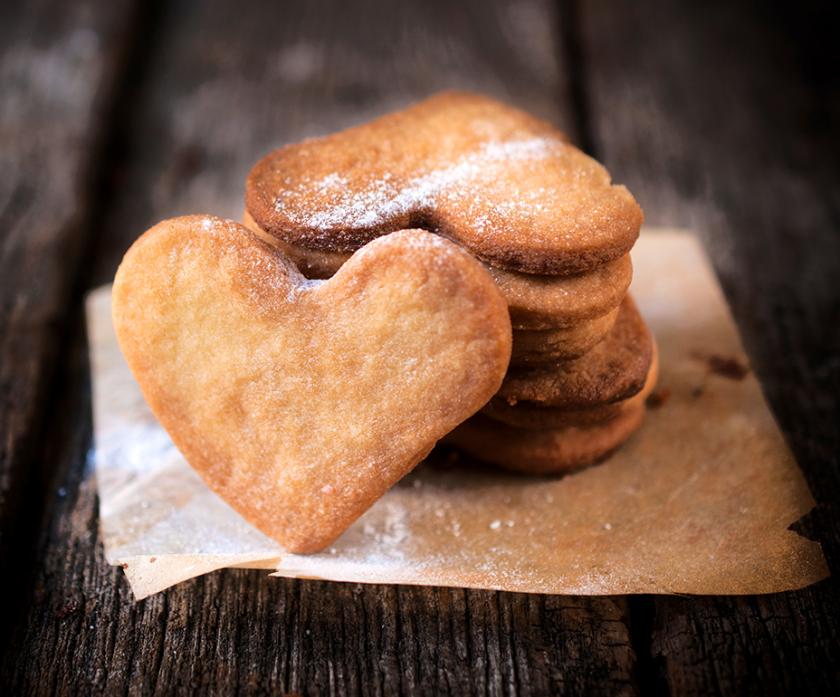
[246, 91, 642, 275]
[112, 216, 511, 553]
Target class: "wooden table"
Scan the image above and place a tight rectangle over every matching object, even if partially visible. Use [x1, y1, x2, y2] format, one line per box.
[2, 0, 838, 694]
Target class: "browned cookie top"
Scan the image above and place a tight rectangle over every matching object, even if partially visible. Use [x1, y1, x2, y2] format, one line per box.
[246, 92, 643, 275]
[498, 295, 653, 408]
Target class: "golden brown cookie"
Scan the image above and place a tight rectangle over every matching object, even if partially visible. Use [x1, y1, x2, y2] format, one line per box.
[510, 306, 620, 365]
[245, 91, 643, 275]
[484, 343, 659, 429]
[447, 403, 646, 474]
[498, 295, 653, 409]
[243, 210, 633, 330]
[112, 216, 512, 553]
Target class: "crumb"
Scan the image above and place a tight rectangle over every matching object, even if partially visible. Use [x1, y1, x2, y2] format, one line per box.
[706, 354, 750, 380]
[646, 386, 671, 409]
[692, 351, 750, 380]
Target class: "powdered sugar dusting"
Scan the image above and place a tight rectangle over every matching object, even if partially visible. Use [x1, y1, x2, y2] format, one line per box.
[273, 137, 566, 233]
[192, 215, 322, 305]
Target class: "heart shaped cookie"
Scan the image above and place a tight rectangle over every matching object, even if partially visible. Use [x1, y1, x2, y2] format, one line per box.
[112, 216, 511, 552]
[245, 92, 642, 275]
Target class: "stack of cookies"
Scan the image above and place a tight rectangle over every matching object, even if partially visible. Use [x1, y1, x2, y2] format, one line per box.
[243, 92, 655, 475]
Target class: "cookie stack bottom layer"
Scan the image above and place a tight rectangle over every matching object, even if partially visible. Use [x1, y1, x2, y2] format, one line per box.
[454, 344, 658, 473]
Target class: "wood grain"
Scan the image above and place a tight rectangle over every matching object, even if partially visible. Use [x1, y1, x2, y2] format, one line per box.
[0, 0, 137, 644]
[2, 0, 640, 694]
[4, 0, 837, 692]
[579, 0, 840, 693]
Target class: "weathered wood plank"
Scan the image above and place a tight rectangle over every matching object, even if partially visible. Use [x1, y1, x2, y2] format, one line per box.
[2, 0, 641, 694]
[578, 0, 840, 693]
[0, 0, 138, 641]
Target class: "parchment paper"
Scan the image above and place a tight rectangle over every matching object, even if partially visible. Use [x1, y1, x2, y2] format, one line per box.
[88, 230, 829, 599]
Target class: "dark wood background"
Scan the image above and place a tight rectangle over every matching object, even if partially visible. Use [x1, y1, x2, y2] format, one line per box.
[1, 0, 838, 694]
